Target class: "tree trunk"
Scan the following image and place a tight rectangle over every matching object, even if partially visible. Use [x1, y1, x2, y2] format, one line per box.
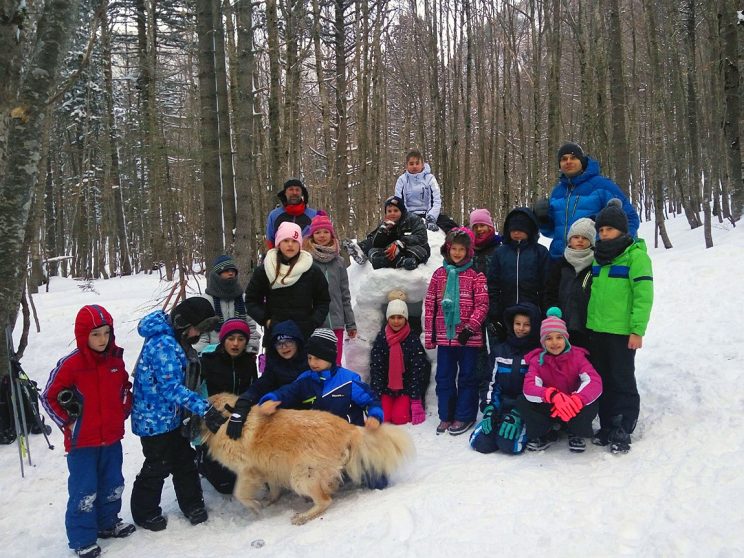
[720, 0, 743, 221]
[332, 0, 351, 238]
[606, 0, 631, 197]
[266, 0, 283, 188]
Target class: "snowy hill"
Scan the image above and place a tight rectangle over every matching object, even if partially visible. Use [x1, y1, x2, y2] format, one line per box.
[1, 215, 742, 557]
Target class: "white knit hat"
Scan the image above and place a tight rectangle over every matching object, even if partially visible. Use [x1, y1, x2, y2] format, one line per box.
[567, 217, 597, 247]
[386, 299, 409, 320]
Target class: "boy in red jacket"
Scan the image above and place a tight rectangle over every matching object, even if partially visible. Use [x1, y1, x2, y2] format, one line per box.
[41, 305, 135, 558]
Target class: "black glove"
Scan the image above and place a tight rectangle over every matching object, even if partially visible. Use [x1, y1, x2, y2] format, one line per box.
[225, 399, 252, 440]
[203, 404, 227, 434]
[487, 321, 507, 342]
[533, 198, 551, 226]
[425, 215, 439, 231]
[457, 328, 474, 345]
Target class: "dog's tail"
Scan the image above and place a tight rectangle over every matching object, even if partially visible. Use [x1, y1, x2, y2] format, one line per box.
[345, 424, 414, 487]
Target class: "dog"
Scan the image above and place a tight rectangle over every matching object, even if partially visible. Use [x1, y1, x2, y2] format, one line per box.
[201, 393, 415, 525]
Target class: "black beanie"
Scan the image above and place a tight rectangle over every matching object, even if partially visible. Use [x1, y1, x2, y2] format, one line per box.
[383, 195, 407, 215]
[305, 328, 338, 364]
[595, 199, 629, 234]
[557, 142, 588, 171]
[171, 298, 218, 336]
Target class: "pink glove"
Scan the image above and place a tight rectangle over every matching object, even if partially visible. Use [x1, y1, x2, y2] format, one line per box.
[550, 393, 578, 422]
[566, 394, 584, 414]
[543, 386, 559, 403]
[411, 400, 426, 425]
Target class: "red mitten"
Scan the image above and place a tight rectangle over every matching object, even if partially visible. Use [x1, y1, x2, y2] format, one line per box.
[567, 394, 584, 414]
[410, 400, 426, 425]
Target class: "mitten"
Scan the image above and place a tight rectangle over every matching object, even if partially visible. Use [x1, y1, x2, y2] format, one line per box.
[498, 409, 522, 440]
[426, 215, 439, 231]
[225, 399, 252, 440]
[533, 198, 551, 226]
[203, 404, 227, 433]
[457, 328, 474, 345]
[480, 404, 496, 435]
[410, 400, 426, 425]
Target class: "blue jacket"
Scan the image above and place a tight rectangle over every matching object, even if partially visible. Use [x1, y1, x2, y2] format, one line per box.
[541, 157, 640, 259]
[131, 310, 208, 436]
[260, 365, 383, 426]
[265, 205, 318, 245]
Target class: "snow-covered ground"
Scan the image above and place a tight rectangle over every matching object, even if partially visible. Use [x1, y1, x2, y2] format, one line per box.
[1, 215, 742, 557]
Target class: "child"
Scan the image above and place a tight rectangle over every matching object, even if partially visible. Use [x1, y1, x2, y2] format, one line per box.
[197, 318, 258, 494]
[394, 148, 456, 232]
[129, 298, 229, 531]
[360, 195, 430, 270]
[369, 298, 431, 425]
[545, 217, 596, 349]
[41, 305, 135, 558]
[424, 227, 489, 435]
[469, 302, 541, 454]
[303, 214, 357, 364]
[586, 199, 653, 454]
[487, 207, 550, 340]
[245, 221, 331, 342]
[517, 307, 602, 453]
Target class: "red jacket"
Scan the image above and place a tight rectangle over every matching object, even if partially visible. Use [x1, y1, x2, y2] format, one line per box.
[41, 305, 132, 452]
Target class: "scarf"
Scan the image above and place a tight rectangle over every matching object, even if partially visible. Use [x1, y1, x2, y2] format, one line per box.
[305, 238, 340, 264]
[442, 258, 473, 340]
[594, 234, 633, 265]
[564, 246, 595, 273]
[264, 249, 314, 289]
[284, 201, 307, 216]
[474, 230, 495, 249]
[385, 322, 410, 391]
[205, 272, 247, 332]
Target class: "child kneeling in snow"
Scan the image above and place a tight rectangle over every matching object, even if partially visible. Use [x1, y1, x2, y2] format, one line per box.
[369, 298, 431, 425]
[516, 308, 602, 453]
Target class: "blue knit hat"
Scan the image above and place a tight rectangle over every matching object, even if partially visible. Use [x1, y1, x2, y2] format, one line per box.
[211, 254, 238, 275]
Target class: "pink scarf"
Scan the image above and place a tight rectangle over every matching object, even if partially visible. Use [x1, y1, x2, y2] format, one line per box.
[385, 322, 410, 391]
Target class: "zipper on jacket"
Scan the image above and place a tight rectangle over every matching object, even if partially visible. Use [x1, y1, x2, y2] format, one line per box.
[515, 245, 521, 303]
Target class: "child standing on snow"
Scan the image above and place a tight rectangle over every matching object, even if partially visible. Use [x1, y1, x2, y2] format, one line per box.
[41, 305, 135, 558]
[469, 302, 541, 454]
[516, 307, 602, 453]
[369, 298, 431, 425]
[303, 214, 357, 364]
[586, 199, 653, 454]
[424, 227, 489, 436]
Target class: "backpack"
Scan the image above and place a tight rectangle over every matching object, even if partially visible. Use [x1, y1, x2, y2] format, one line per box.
[0, 367, 51, 444]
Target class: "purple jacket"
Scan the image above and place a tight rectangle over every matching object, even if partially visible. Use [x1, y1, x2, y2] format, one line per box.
[523, 346, 602, 406]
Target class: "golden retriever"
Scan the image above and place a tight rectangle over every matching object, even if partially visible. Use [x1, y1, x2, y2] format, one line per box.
[201, 393, 414, 525]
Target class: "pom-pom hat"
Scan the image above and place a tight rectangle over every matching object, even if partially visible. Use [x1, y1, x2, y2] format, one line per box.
[567, 217, 597, 247]
[540, 307, 570, 348]
[595, 199, 629, 234]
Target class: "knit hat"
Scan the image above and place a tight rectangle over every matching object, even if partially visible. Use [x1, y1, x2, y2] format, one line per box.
[211, 254, 238, 275]
[218, 318, 251, 343]
[469, 208, 495, 230]
[540, 307, 570, 348]
[278, 178, 309, 205]
[306, 328, 338, 363]
[307, 214, 336, 239]
[567, 217, 597, 247]
[386, 299, 409, 320]
[275, 221, 303, 246]
[171, 297, 218, 336]
[595, 199, 628, 234]
[557, 142, 588, 171]
[383, 195, 406, 215]
[441, 227, 475, 261]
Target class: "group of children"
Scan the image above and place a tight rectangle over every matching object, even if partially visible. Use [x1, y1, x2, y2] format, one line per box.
[37, 149, 653, 557]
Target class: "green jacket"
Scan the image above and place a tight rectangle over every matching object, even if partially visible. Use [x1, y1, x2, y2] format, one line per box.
[586, 239, 653, 336]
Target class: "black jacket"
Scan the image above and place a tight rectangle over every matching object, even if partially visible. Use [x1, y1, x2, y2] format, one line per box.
[545, 256, 593, 339]
[200, 349, 258, 396]
[369, 329, 431, 401]
[366, 213, 430, 255]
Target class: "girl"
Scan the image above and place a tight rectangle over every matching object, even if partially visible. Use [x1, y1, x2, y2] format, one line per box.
[303, 214, 357, 364]
[424, 227, 489, 435]
[245, 221, 331, 343]
[468, 208, 501, 275]
[369, 298, 431, 425]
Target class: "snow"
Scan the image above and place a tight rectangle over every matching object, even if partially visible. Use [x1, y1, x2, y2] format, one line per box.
[1, 216, 743, 557]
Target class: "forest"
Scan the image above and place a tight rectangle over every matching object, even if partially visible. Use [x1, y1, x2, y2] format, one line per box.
[0, 0, 742, 375]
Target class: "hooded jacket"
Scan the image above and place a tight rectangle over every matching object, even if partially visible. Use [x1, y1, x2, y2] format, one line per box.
[394, 163, 442, 220]
[41, 305, 131, 452]
[523, 346, 602, 406]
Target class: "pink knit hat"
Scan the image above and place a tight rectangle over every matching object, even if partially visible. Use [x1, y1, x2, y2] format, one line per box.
[219, 318, 251, 343]
[540, 307, 570, 347]
[469, 208, 495, 229]
[307, 214, 336, 239]
[275, 222, 303, 246]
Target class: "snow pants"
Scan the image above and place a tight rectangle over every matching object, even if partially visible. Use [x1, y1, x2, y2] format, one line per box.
[516, 395, 598, 438]
[435, 346, 479, 423]
[196, 444, 236, 495]
[381, 393, 411, 425]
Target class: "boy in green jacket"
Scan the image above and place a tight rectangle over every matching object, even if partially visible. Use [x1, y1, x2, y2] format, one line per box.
[586, 199, 653, 454]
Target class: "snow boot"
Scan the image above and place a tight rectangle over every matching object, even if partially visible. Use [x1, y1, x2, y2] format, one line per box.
[98, 519, 136, 539]
[436, 421, 452, 435]
[185, 506, 208, 525]
[527, 429, 559, 451]
[608, 415, 632, 454]
[568, 436, 586, 453]
[448, 420, 474, 436]
[75, 544, 101, 558]
[136, 515, 167, 532]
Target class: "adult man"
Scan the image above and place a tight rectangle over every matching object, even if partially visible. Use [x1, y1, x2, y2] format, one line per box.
[265, 178, 318, 248]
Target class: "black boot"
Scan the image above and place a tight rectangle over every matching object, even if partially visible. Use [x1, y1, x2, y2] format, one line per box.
[609, 415, 631, 454]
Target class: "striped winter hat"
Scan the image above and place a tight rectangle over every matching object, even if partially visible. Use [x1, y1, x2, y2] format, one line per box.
[211, 254, 238, 275]
[306, 328, 338, 363]
[540, 307, 570, 347]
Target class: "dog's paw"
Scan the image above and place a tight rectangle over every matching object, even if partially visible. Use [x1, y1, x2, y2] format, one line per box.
[291, 512, 310, 525]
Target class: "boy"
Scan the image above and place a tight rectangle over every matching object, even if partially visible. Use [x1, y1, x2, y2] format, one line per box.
[469, 302, 541, 454]
[41, 305, 134, 558]
[487, 207, 550, 339]
[129, 297, 228, 531]
[586, 199, 653, 454]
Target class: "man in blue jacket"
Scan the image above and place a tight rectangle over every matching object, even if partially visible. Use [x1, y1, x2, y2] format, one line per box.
[536, 142, 639, 260]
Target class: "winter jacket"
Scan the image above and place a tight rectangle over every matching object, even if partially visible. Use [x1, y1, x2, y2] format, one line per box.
[193, 294, 260, 354]
[472, 234, 501, 276]
[523, 346, 602, 406]
[314, 256, 356, 331]
[424, 266, 489, 349]
[130, 310, 209, 437]
[586, 239, 653, 336]
[41, 305, 131, 452]
[487, 208, 550, 324]
[541, 157, 640, 259]
[486, 302, 542, 412]
[394, 163, 442, 220]
[260, 365, 383, 426]
[365, 212, 431, 262]
[545, 256, 593, 338]
[244, 259, 330, 342]
[369, 329, 431, 400]
[199, 349, 258, 396]
[265, 187, 319, 246]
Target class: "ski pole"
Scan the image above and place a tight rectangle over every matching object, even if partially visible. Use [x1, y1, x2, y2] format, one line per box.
[6, 326, 26, 477]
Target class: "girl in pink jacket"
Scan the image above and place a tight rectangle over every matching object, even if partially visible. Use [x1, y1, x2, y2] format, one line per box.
[516, 307, 602, 452]
[424, 228, 489, 436]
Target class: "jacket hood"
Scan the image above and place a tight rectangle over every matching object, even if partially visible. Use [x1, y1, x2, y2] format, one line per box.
[137, 310, 174, 340]
[441, 227, 476, 263]
[75, 304, 119, 355]
[503, 207, 540, 243]
[269, 320, 305, 346]
[503, 301, 542, 349]
[559, 157, 601, 186]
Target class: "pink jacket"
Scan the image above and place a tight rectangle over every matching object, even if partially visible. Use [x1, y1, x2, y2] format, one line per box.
[523, 346, 602, 406]
[424, 266, 489, 349]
